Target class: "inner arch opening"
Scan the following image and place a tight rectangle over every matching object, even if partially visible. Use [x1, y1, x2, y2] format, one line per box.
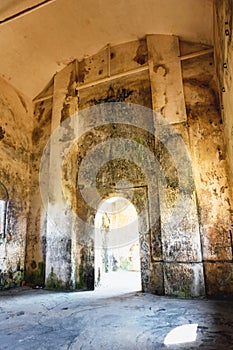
[94, 196, 141, 294]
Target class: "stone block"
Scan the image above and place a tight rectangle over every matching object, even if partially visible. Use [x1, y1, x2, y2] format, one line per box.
[164, 262, 205, 297]
[204, 262, 233, 297]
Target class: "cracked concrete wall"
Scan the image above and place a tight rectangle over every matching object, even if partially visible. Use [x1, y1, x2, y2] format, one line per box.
[0, 77, 33, 289]
[23, 35, 232, 297]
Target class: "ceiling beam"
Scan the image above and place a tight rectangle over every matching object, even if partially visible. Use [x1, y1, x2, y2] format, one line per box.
[0, 0, 57, 25]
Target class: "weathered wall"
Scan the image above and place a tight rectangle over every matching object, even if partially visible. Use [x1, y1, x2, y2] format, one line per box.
[42, 36, 205, 296]
[23, 34, 232, 297]
[149, 36, 204, 297]
[0, 77, 33, 289]
[24, 80, 53, 287]
[214, 0, 233, 193]
[181, 41, 233, 297]
[212, 0, 233, 296]
[45, 61, 78, 290]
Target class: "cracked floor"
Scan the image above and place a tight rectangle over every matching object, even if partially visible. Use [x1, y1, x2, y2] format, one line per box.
[0, 287, 233, 349]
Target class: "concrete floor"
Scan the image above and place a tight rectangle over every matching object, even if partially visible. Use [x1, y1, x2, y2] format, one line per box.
[0, 285, 233, 350]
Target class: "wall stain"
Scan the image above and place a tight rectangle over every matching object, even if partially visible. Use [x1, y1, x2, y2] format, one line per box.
[61, 66, 77, 124]
[16, 92, 28, 113]
[89, 86, 134, 104]
[78, 59, 89, 84]
[134, 39, 148, 65]
[32, 127, 43, 144]
[153, 64, 169, 77]
[0, 126, 5, 140]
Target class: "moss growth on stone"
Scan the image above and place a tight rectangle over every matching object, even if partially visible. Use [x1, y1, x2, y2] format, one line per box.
[46, 267, 66, 290]
[25, 261, 45, 287]
[0, 268, 24, 290]
[76, 265, 85, 289]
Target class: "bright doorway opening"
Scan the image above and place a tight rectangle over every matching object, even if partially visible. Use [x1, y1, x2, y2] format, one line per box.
[95, 196, 141, 294]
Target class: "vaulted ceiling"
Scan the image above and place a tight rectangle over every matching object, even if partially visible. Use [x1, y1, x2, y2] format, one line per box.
[0, 0, 213, 98]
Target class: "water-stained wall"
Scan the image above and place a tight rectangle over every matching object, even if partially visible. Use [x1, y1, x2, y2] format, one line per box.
[8, 33, 231, 298]
[24, 80, 53, 287]
[214, 0, 233, 193]
[181, 41, 233, 296]
[0, 77, 33, 289]
[212, 0, 233, 296]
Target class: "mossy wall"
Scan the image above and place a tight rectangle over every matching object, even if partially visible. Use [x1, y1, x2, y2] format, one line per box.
[0, 77, 33, 289]
[14, 34, 232, 297]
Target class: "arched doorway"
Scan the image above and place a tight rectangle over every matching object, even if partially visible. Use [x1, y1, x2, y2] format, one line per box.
[95, 196, 141, 293]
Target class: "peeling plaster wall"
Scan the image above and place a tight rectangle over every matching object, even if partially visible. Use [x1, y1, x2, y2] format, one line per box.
[0, 77, 33, 289]
[25, 35, 232, 297]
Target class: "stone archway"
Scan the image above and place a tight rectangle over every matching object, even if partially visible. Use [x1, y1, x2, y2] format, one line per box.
[56, 104, 171, 294]
[94, 196, 141, 292]
[44, 100, 204, 296]
[73, 183, 153, 292]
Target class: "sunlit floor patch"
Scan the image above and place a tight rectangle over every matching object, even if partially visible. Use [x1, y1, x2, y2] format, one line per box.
[95, 270, 141, 295]
[164, 323, 198, 345]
